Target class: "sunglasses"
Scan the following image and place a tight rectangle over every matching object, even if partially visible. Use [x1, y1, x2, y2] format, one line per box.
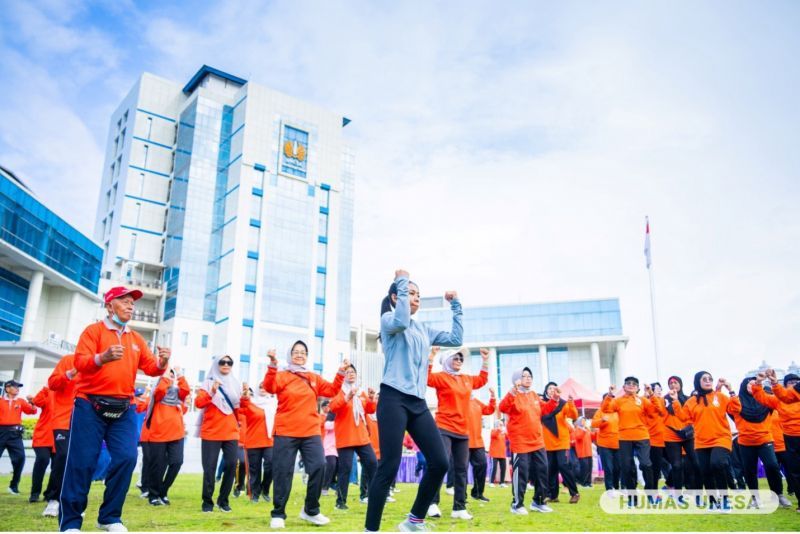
[218, 360, 234, 367]
[624, 381, 638, 386]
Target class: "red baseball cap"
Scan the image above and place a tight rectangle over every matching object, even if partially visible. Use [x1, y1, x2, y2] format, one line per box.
[104, 286, 143, 304]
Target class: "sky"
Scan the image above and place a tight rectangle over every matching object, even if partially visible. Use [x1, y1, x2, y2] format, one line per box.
[1, 0, 799, 389]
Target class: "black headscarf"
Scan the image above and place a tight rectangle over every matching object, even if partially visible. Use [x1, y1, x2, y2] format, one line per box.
[665, 375, 689, 415]
[693, 371, 713, 406]
[541, 381, 567, 438]
[737, 377, 771, 423]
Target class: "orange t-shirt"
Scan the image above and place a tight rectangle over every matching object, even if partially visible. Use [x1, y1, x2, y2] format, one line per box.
[489, 428, 508, 458]
[48, 354, 78, 431]
[239, 397, 274, 448]
[600, 394, 663, 442]
[329, 390, 377, 449]
[263, 366, 345, 438]
[366, 415, 380, 460]
[772, 384, 800, 437]
[574, 426, 593, 458]
[644, 397, 667, 447]
[73, 320, 165, 399]
[770, 412, 785, 453]
[727, 385, 780, 447]
[195, 389, 240, 441]
[468, 397, 496, 449]
[591, 410, 619, 449]
[543, 400, 579, 451]
[663, 398, 691, 443]
[31, 387, 54, 449]
[428, 368, 489, 437]
[144, 376, 190, 443]
[499, 390, 557, 454]
[675, 393, 732, 450]
[0, 396, 36, 425]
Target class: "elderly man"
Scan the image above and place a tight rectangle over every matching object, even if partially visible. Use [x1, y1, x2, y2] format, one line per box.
[0, 379, 37, 495]
[59, 286, 171, 532]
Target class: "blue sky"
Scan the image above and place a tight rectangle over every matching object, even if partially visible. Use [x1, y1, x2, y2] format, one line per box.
[1, 0, 799, 387]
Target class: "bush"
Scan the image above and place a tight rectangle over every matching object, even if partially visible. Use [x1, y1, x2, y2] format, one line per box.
[21, 418, 37, 440]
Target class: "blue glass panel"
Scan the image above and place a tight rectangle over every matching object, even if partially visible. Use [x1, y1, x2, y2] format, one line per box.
[0, 267, 28, 341]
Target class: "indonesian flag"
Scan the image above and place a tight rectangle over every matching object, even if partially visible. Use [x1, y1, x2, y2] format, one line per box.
[644, 217, 652, 269]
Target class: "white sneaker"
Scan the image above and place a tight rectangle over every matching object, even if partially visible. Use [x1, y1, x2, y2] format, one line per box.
[386, 495, 396, 503]
[489, 483, 496, 488]
[270, 517, 285, 529]
[427, 503, 442, 517]
[530, 503, 553, 513]
[64, 530, 81, 532]
[96, 523, 128, 532]
[510, 505, 528, 515]
[445, 487, 455, 495]
[42, 500, 59, 517]
[778, 494, 792, 508]
[500, 483, 507, 488]
[299, 510, 330, 525]
[527, 483, 534, 490]
[321, 489, 329, 496]
[360, 497, 368, 503]
[451, 509, 473, 520]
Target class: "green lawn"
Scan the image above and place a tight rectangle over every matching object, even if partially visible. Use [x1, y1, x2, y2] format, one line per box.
[1, 473, 797, 531]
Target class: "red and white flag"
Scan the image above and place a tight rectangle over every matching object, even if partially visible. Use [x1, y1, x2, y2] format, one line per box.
[644, 217, 652, 269]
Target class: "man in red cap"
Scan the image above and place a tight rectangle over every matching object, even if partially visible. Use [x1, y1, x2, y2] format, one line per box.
[60, 286, 171, 532]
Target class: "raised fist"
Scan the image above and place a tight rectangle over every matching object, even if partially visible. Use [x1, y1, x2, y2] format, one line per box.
[444, 291, 458, 302]
[395, 269, 409, 279]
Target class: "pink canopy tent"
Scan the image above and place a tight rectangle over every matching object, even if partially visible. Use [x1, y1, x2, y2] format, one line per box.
[559, 377, 603, 412]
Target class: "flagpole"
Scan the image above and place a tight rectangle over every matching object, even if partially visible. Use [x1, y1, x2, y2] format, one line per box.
[645, 216, 661, 381]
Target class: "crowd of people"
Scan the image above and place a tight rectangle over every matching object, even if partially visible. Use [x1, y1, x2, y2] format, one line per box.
[1, 275, 800, 532]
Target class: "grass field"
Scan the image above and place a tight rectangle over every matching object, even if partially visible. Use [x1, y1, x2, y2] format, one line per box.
[1, 473, 797, 531]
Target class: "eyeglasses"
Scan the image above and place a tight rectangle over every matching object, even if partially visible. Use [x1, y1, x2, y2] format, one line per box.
[218, 360, 233, 367]
[624, 381, 638, 386]
[452, 356, 464, 362]
[291, 351, 308, 356]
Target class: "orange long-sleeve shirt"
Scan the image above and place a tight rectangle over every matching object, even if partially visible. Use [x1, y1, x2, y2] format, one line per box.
[48, 354, 78, 431]
[663, 398, 691, 443]
[645, 396, 668, 447]
[428, 368, 488, 436]
[601, 394, 666, 442]
[772, 383, 800, 404]
[769, 384, 800, 437]
[263, 366, 345, 438]
[366, 415, 380, 460]
[591, 410, 619, 449]
[770, 412, 785, 453]
[329, 390, 377, 449]
[31, 387, 54, 449]
[145, 376, 190, 443]
[543, 399, 579, 451]
[574, 426, 593, 458]
[195, 389, 240, 441]
[468, 397, 496, 449]
[73, 320, 165, 399]
[0, 395, 36, 425]
[499, 390, 557, 454]
[674, 393, 732, 450]
[239, 397, 274, 449]
[489, 428, 508, 458]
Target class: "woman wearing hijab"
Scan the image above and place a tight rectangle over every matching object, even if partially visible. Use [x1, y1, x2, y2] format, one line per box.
[643, 382, 668, 490]
[144, 367, 190, 506]
[728, 375, 787, 507]
[671, 371, 734, 511]
[663, 375, 700, 492]
[195, 355, 243, 513]
[426, 347, 489, 520]
[263, 342, 348, 529]
[541, 381, 580, 504]
[240, 384, 276, 503]
[499, 366, 558, 515]
[365, 270, 462, 533]
[329, 364, 378, 510]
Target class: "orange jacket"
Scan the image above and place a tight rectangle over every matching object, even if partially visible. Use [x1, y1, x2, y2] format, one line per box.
[73, 320, 165, 399]
[663, 398, 691, 443]
[195, 389, 240, 441]
[644, 397, 667, 447]
[0, 395, 36, 425]
[674, 393, 732, 450]
[574, 426, 593, 458]
[428, 368, 488, 436]
[772, 384, 800, 405]
[591, 410, 619, 449]
[48, 354, 78, 431]
[366, 415, 380, 460]
[489, 428, 508, 458]
[31, 388, 54, 449]
[468, 397, 496, 449]
[601, 394, 665, 442]
[770, 412, 785, 453]
[499, 390, 557, 454]
[543, 400, 578, 451]
[727, 394, 777, 447]
[263, 366, 345, 438]
[143, 376, 190, 443]
[329, 390, 377, 449]
[239, 397, 274, 449]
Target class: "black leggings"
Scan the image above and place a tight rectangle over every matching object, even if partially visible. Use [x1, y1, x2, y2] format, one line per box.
[31, 446, 53, 498]
[491, 457, 507, 484]
[648, 446, 664, 487]
[469, 448, 488, 497]
[365, 385, 448, 532]
[696, 446, 730, 492]
[546, 449, 579, 498]
[739, 442, 783, 495]
[201, 439, 237, 508]
[336, 444, 377, 505]
[323, 455, 338, 490]
[432, 433, 469, 511]
[664, 440, 701, 489]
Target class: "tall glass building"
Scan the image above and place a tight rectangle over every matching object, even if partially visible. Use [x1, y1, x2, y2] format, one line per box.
[94, 66, 355, 385]
[0, 165, 103, 389]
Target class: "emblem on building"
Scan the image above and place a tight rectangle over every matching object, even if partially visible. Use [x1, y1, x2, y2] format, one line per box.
[283, 140, 307, 162]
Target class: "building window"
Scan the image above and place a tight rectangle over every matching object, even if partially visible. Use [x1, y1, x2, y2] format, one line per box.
[243, 292, 255, 318]
[116, 156, 122, 177]
[181, 332, 188, 346]
[320, 189, 330, 209]
[134, 202, 142, 227]
[201, 334, 209, 348]
[245, 258, 258, 285]
[316, 272, 326, 300]
[120, 128, 126, 149]
[315, 304, 325, 331]
[248, 225, 260, 251]
[138, 173, 145, 196]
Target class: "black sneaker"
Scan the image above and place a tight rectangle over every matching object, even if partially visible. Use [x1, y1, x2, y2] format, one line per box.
[335, 503, 349, 510]
[149, 498, 163, 506]
[217, 504, 232, 513]
[29, 495, 40, 503]
[161, 497, 170, 505]
[202, 504, 214, 513]
[250, 497, 259, 503]
[477, 496, 490, 502]
[262, 494, 271, 502]
[8, 487, 20, 495]
[233, 489, 241, 498]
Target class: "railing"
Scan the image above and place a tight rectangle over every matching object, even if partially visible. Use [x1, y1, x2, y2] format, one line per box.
[131, 310, 160, 323]
[43, 337, 77, 352]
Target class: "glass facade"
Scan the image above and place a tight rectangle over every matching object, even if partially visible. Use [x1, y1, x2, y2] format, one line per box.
[336, 148, 355, 342]
[0, 267, 29, 341]
[0, 172, 102, 293]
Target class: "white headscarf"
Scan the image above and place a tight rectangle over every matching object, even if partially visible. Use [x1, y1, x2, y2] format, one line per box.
[195, 357, 242, 436]
[341, 371, 366, 427]
[440, 347, 469, 376]
[286, 340, 310, 374]
[250, 388, 277, 437]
